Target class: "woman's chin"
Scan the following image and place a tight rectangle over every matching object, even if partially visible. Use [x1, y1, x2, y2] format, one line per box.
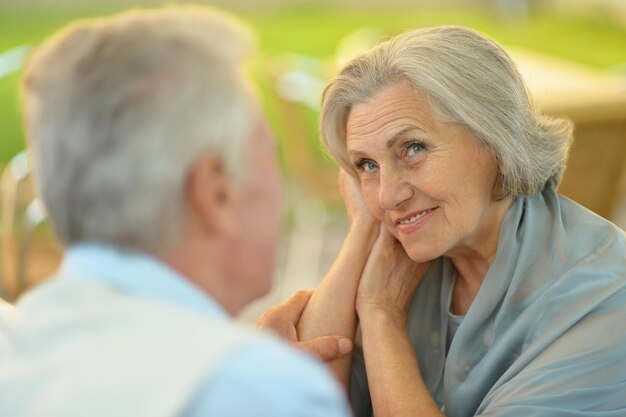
[403, 243, 440, 264]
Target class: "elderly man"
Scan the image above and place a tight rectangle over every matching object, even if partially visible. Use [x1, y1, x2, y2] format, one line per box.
[0, 6, 351, 417]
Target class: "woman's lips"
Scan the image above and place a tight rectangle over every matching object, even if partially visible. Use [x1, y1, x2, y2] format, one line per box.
[395, 207, 438, 234]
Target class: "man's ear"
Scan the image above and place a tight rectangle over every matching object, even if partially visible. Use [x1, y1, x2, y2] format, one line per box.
[186, 153, 239, 237]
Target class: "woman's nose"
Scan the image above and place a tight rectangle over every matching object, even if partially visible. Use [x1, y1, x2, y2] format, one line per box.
[378, 167, 413, 210]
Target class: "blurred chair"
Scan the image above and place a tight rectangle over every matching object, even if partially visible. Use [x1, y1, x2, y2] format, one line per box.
[1, 152, 32, 299]
[266, 27, 386, 205]
[1, 45, 61, 301]
[0, 152, 59, 301]
[246, 29, 393, 321]
[16, 199, 48, 294]
[511, 49, 626, 223]
[238, 55, 346, 323]
[241, 29, 388, 323]
[265, 53, 339, 203]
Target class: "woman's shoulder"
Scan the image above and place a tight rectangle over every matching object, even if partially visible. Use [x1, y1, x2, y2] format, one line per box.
[520, 188, 626, 267]
[555, 192, 625, 264]
[557, 192, 624, 233]
[500, 189, 626, 323]
[519, 191, 626, 319]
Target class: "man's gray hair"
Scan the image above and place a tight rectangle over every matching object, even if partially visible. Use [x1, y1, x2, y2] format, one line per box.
[22, 6, 255, 251]
[321, 25, 573, 198]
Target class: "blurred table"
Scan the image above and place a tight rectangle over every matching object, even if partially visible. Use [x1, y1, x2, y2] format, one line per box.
[510, 49, 626, 223]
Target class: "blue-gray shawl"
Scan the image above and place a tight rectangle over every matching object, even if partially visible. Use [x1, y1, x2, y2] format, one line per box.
[350, 187, 626, 416]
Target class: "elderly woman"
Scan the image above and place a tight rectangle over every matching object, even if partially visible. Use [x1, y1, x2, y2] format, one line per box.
[261, 26, 626, 416]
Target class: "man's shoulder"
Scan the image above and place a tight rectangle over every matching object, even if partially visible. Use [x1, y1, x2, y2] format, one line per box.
[3, 278, 350, 417]
[7, 276, 258, 367]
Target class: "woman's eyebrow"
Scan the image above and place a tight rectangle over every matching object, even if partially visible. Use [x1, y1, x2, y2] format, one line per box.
[386, 126, 425, 149]
[348, 126, 427, 157]
[347, 148, 368, 159]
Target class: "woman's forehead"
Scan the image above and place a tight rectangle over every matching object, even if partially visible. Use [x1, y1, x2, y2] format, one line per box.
[346, 84, 436, 145]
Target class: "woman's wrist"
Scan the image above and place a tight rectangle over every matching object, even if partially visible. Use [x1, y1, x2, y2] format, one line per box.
[357, 303, 408, 331]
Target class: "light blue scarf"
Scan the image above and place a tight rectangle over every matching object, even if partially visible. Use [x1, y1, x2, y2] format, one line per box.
[350, 187, 626, 416]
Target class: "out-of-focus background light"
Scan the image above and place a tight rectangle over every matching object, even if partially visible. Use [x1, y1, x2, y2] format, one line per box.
[0, 0, 625, 319]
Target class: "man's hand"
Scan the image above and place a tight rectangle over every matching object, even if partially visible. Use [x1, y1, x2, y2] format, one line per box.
[257, 290, 353, 362]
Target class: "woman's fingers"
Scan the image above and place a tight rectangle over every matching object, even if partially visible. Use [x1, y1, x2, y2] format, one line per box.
[338, 169, 356, 202]
[338, 169, 377, 228]
[367, 224, 400, 272]
[357, 225, 431, 320]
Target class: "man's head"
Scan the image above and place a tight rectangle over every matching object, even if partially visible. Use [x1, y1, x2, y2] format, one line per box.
[21, 6, 283, 313]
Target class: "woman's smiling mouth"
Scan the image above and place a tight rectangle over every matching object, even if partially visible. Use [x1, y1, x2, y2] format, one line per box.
[395, 207, 438, 234]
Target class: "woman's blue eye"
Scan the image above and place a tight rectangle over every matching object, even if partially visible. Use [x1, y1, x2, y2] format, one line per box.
[357, 160, 378, 172]
[407, 142, 426, 156]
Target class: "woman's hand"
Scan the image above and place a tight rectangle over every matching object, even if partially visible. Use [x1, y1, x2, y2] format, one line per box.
[356, 224, 431, 326]
[356, 227, 442, 417]
[339, 169, 377, 230]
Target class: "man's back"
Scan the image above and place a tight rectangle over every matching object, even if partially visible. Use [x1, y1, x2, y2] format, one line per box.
[0, 245, 350, 417]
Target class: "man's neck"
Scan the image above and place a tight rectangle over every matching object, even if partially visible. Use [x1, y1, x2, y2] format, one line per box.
[157, 238, 243, 317]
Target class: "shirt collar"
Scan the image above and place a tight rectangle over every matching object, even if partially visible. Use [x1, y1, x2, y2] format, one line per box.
[60, 242, 229, 320]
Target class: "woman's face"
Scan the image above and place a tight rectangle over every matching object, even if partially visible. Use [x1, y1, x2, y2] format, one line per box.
[346, 82, 503, 262]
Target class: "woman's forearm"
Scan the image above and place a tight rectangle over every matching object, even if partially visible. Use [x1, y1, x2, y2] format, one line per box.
[297, 222, 378, 386]
[360, 310, 444, 417]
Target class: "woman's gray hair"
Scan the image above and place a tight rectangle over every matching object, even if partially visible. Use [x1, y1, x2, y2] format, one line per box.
[22, 6, 255, 251]
[321, 25, 573, 198]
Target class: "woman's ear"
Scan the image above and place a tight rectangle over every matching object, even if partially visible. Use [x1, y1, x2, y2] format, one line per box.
[185, 153, 239, 237]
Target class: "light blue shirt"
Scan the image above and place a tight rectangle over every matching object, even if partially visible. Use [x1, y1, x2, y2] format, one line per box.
[61, 244, 351, 417]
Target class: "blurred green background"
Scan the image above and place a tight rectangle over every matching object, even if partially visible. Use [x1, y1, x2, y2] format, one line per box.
[1, 1, 625, 166]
